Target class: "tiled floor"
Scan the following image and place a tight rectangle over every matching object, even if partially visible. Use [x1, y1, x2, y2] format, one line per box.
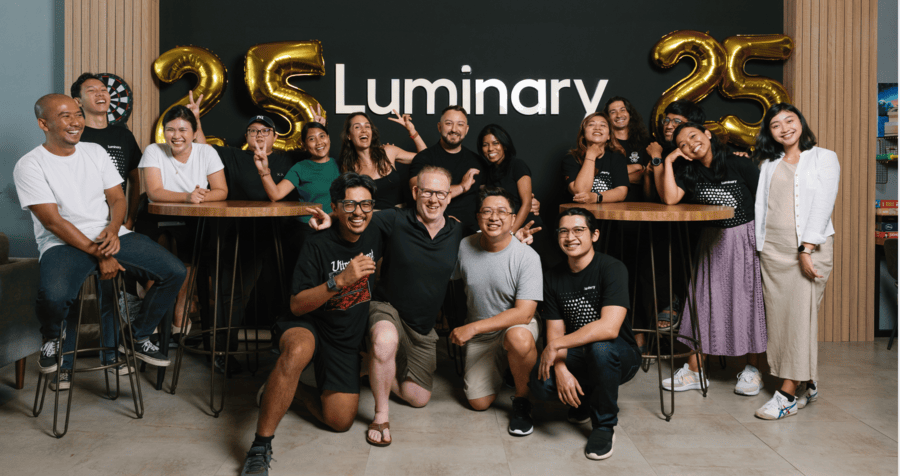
[0, 339, 896, 475]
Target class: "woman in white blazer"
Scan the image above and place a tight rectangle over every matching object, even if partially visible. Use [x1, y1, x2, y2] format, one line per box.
[752, 103, 840, 420]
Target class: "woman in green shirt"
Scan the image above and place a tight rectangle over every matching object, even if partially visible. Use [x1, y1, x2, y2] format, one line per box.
[253, 122, 340, 222]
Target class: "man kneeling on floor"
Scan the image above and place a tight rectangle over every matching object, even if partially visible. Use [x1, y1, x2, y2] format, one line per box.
[530, 207, 641, 460]
[242, 172, 381, 476]
[451, 186, 542, 435]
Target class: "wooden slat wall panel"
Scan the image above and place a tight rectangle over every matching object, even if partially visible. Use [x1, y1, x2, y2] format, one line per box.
[63, 0, 159, 150]
[783, 0, 878, 342]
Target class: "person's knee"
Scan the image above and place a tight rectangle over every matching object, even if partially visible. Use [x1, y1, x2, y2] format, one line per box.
[468, 395, 494, 411]
[279, 340, 312, 375]
[369, 323, 399, 362]
[322, 400, 357, 432]
[586, 341, 620, 375]
[406, 390, 431, 408]
[503, 328, 535, 356]
[325, 412, 355, 432]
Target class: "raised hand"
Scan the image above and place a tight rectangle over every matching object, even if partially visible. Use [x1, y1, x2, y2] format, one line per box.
[253, 141, 269, 173]
[187, 90, 204, 121]
[387, 109, 416, 134]
[646, 141, 663, 158]
[515, 220, 542, 245]
[335, 253, 376, 289]
[460, 168, 480, 192]
[531, 193, 541, 215]
[312, 104, 326, 126]
[586, 142, 605, 161]
[307, 206, 331, 230]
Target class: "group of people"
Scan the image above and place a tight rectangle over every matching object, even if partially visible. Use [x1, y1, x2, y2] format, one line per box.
[13, 71, 840, 476]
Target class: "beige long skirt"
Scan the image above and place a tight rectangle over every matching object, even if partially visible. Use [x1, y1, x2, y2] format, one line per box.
[760, 235, 833, 381]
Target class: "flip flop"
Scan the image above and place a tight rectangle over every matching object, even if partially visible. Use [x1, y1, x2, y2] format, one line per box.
[366, 422, 392, 447]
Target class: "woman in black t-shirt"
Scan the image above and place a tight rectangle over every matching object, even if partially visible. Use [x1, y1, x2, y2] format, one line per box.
[338, 112, 427, 209]
[476, 124, 539, 233]
[561, 112, 629, 204]
[656, 122, 767, 395]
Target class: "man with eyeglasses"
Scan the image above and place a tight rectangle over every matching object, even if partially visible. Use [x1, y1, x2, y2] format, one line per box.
[242, 172, 381, 476]
[192, 112, 326, 373]
[308, 166, 469, 446]
[450, 187, 542, 436]
[530, 207, 640, 461]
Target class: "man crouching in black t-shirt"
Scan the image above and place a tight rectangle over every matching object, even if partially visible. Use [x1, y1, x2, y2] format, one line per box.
[240, 172, 381, 476]
[529, 207, 641, 461]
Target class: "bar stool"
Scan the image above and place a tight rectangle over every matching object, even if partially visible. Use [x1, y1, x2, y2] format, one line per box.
[32, 271, 144, 438]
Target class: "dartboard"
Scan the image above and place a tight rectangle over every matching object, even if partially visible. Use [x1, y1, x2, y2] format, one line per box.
[98, 73, 133, 126]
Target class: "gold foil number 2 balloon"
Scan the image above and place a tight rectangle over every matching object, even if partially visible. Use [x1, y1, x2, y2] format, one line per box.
[244, 41, 327, 153]
[651, 31, 793, 148]
[153, 46, 227, 146]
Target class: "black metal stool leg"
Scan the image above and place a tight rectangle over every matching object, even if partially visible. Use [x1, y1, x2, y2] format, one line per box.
[113, 274, 144, 418]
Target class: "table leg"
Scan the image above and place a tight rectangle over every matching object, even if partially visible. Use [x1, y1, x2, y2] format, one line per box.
[678, 223, 707, 398]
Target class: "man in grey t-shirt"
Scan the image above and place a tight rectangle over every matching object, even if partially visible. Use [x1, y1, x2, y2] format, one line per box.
[451, 187, 542, 437]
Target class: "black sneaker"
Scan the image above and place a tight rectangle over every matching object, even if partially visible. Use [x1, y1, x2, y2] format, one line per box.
[49, 370, 71, 392]
[585, 428, 615, 460]
[39, 338, 61, 373]
[120, 337, 170, 367]
[567, 404, 591, 424]
[241, 443, 273, 476]
[214, 355, 244, 376]
[508, 396, 534, 436]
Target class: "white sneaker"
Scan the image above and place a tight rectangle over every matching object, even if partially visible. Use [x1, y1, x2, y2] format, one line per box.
[755, 392, 798, 420]
[734, 365, 763, 396]
[797, 381, 818, 409]
[662, 364, 709, 392]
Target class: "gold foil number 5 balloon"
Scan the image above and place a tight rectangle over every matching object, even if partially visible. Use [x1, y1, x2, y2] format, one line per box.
[244, 41, 327, 153]
[651, 31, 793, 148]
[153, 46, 227, 146]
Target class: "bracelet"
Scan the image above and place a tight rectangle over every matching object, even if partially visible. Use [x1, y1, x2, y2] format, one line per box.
[409, 131, 419, 140]
[259, 168, 271, 177]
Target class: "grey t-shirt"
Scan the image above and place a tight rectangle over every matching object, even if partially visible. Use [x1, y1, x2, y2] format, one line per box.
[453, 234, 543, 327]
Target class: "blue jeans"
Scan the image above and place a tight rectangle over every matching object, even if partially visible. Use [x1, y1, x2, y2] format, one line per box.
[530, 335, 640, 429]
[36, 233, 187, 369]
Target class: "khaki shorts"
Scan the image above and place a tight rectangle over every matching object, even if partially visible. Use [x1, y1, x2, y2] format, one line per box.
[368, 301, 439, 391]
[463, 317, 540, 400]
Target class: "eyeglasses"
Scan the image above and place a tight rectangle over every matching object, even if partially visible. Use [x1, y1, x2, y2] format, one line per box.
[662, 117, 685, 126]
[556, 226, 588, 238]
[338, 199, 375, 213]
[247, 128, 273, 137]
[478, 208, 511, 219]
[419, 189, 449, 200]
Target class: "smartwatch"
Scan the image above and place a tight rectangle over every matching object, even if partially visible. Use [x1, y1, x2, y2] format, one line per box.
[798, 245, 814, 254]
[327, 275, 341, 292]
[651, 157, 662, 167]
[596, 192, 604, 203]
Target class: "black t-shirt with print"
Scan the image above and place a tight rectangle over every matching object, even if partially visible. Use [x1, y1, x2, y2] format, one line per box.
[80, 125, 141, 192]
[674, 154, 759, 228]
[619, 140, 651, 202]
[291, 226, 382, 351]
[409, 143, 485, 233]
[372, 208, 466, 335]
[542, 251, 636, 349]
[561, 151, 629, 198]
[213, 145, 299, 202]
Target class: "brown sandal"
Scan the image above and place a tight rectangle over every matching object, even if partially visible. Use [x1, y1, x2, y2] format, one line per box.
[366, 422, 392, 447]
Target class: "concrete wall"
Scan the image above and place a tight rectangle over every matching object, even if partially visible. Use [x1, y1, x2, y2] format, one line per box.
[0, 1, 64, 258]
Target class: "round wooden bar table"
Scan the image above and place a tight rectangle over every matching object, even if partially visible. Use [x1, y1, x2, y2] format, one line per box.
[559, 202, 734, 421]
[149, 201, 318, 417]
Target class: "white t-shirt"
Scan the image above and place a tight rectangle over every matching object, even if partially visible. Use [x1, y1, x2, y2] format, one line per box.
[138, 142, 224, 199]
[14, 142, 130, 259]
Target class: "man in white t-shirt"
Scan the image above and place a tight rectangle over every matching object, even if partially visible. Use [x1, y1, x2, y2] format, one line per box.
[13, 94, 187, 390]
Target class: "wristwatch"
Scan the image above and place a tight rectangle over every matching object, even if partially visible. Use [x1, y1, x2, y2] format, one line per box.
[798, 245, 814, 254]
[651, 157, 662, 166]
[327, 275, 341, 292]
[596, 192, 604, 203]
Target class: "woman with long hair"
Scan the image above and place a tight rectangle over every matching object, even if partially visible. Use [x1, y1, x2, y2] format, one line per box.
[476, 124, 538, 232]
[654, 122, 766, 396]
[339, 111, 426, 209]
[562, 112, 629, 204]
[751, 103, 839, 420]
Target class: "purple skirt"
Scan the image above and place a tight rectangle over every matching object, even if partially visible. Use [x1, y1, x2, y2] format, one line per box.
[677, 221, 767, 356]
